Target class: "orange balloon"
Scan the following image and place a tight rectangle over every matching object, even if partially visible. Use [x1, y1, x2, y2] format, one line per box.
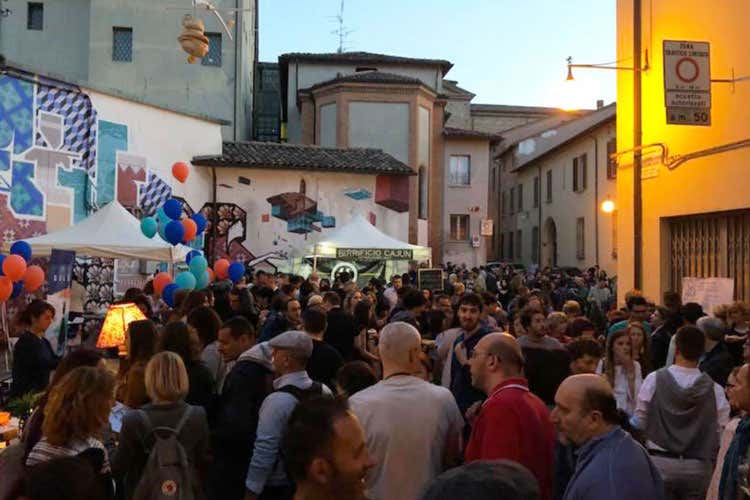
[3, 255, 26, 281]
[23, 265, 45, 292]
[214, 259, 230, 279]
[206, 267, 215, 283]
[0, 276, 11, 301]
[172, 162, 190, 183]
[182, 218, 197, 242]
[153, 272, 173, 296]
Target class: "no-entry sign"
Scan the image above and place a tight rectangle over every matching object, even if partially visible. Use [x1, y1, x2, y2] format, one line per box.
[663, 40, 711, 126]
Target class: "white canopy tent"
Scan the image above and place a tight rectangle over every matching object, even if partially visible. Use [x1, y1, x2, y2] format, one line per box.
[12, 201, 191, 262]
[309, 214, 431, 267]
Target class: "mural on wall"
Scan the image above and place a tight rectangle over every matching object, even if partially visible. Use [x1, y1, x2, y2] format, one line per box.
[0, 72, 175, 316]
[266, 179, 336, 234]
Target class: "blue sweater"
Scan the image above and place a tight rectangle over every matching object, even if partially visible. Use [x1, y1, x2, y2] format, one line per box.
[563, 427, 665, 500]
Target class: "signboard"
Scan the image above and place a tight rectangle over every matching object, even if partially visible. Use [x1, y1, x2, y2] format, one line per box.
[481, 219, 494, 236]
[45, 249, 76, 355]
[418, 268, 444, 292]
[335, 248, 413, 260]
[114, 258, 147, 296]
[681, 277, 734, 316]
[330, 261, 358, 284]
[471, 235, 481, 248]
[663, 40, 711, 126]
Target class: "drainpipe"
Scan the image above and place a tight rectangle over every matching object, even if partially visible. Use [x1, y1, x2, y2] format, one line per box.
[210, 166, 218, 265]
[233, 0, 242, 141]
[633, 0, 643, 288]
[592, 135, 600, 267]
[537, 163, 542, 266]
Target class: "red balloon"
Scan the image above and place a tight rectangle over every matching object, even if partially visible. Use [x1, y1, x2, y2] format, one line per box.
[0, 276, 12, 301]
[206, 267, 215, 283]
[23, 265, 45, 292]
[172, 162, 190, 183]
[214, 259, 230, 280]
[182, 218, 197, 243]
[3, 255, 26, 281]
[153, 272, 173, 296]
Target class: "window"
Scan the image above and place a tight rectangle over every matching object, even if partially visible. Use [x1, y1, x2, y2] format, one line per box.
[576, 217, 585, 260]
[515, 229, 522, 259]
[533, 176, 540, 208]
[202, 32, 222, 66]
[606, 138, 617, 179]
[450, 214, 470, 241]
[532, 226, 540, 263]
[112, 27, 133, 62]
[418, 167, 428, 220]
[517, 184, 523, 212]
[573, 154, 588, 192]
[508, 231, 514, 260]
[546, 170, 552, 202]
[509, 188, 515, 215]
[27, 2, 43, 30]
[448, 155, 470, 186]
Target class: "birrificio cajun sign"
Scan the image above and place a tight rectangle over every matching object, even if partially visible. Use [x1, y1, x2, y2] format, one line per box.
[335, 248, 413, 260]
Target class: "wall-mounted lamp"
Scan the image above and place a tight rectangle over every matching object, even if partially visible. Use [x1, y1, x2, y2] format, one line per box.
[565, 55, 649, 82]
[601, 199, 616, 214]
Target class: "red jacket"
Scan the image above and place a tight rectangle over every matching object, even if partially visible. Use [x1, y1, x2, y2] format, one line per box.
[465, 378, 556, 500]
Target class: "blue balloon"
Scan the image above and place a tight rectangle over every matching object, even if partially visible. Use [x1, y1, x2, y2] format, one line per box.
[163, 198, 182, 220]
[185, 250, 202, 264]
[165, 220, 185, 245]
[228, 261, 245, 283]
[10, 281, 23, 299]
[10, 241, 32, 263]
[156, 206, 168, 223]
[0, 255, 5, 276]
[140, 217, 158, 239]
[162, 283, 179, 308]
[188, 256, 208, 275]
[175, 271, 197, 290]
[196, 270, 210, 290]
[191, 212, 207, 234]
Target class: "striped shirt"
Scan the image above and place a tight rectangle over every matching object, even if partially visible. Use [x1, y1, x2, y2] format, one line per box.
[26, 436, 110, 472]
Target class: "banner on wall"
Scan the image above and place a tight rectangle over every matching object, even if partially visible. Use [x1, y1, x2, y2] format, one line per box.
[45, 249, 76, 355]
[681, 277, 734, 316]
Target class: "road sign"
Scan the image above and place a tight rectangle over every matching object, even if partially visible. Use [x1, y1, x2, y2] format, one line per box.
[663, 40, 711, 126]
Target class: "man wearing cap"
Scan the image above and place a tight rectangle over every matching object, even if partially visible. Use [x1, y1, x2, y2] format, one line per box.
[245, 331, 333, 500]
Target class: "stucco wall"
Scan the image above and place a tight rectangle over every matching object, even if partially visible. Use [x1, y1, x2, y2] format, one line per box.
[211, 168, 410, 268]
[442, 138, 490, 267]
[1, 0, 91, 80]
[319, 103, 337, 147]
[616, 0, 750, 301]
[348, 102, 410, 163]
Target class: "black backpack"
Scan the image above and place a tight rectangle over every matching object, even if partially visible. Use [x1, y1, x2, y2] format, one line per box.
[275, 382, 325, 402]
[133, 407, 195, 500]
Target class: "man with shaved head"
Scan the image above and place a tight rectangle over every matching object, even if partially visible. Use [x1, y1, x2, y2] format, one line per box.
[349, 322, 463, 500]
[551, 375, 664, 500]
[465, 332, 556, 499]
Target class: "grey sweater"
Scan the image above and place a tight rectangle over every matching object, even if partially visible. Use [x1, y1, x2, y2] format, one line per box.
[645, 368, 719, 460]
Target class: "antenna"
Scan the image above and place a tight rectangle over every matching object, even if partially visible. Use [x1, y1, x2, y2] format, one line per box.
[329, 0, 354, 53]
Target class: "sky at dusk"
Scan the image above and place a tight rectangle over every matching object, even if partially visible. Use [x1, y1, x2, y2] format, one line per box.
[258, 0, 617, 110]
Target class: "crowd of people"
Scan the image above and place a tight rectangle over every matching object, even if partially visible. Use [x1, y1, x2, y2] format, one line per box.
[2, 261, 750, 500]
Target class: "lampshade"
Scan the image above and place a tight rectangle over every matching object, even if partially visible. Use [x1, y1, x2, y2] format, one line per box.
[96, 302, 147, 355]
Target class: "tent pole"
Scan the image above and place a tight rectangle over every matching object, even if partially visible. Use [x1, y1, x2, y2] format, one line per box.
[313, 254, 318, 273]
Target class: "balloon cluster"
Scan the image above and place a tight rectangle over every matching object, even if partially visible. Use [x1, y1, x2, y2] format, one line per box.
[0, 241, 46, 301]
[140, 197, 207, 246]
[153, 254, 246, 308]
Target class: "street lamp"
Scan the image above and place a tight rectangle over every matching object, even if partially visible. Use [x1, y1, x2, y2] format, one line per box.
[601, 199, 615, 214]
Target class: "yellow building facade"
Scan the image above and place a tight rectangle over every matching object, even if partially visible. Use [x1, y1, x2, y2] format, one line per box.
[616, 0, 750, 305]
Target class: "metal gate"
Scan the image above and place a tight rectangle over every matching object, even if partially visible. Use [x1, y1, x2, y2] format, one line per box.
[669, 209, 750, 302]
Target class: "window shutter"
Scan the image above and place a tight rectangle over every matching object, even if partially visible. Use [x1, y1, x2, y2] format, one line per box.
[572, 157, 579, 191]
[582, 154, 588, 190]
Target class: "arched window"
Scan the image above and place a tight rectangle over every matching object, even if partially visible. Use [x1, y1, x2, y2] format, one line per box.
[418, 166, 428, 220]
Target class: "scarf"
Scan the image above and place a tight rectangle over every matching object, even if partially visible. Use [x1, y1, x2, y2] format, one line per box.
[719, 415, 750, 500]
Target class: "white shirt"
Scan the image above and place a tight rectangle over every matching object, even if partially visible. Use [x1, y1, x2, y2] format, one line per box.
[634, 364, 730, 450]
[435, 328, 462, 388]
[349, 375, 464, 500]
[383, 287, 399, 312]
[596, 359, 643, 416]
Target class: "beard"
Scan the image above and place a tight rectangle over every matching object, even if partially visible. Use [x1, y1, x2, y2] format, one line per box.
[328, 466, 369, 500]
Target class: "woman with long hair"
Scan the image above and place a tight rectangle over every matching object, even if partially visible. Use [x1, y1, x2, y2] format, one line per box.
[160, 321, 215, 412]
[627, 321, 653, 375]
[26, 366, 116, 477]
[112, 352, 211, 500]
[9, 300, 58, 399]
[187, 305, 225, 389]
[117, 319, 158, 408]
[597, 329, 642, 416]
[345, 290, 364, 315]
[23, 348, 104, 459]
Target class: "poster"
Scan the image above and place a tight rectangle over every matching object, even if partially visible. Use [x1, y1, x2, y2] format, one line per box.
[681, 277, 734, 316]
[114, 259, 147, 296]
[45, 249, 76, 354]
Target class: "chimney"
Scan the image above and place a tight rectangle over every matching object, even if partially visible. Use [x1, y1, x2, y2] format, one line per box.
[596, 99, 604, 109]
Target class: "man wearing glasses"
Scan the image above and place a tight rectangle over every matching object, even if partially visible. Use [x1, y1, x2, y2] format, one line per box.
[464, 332, 556, 500]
